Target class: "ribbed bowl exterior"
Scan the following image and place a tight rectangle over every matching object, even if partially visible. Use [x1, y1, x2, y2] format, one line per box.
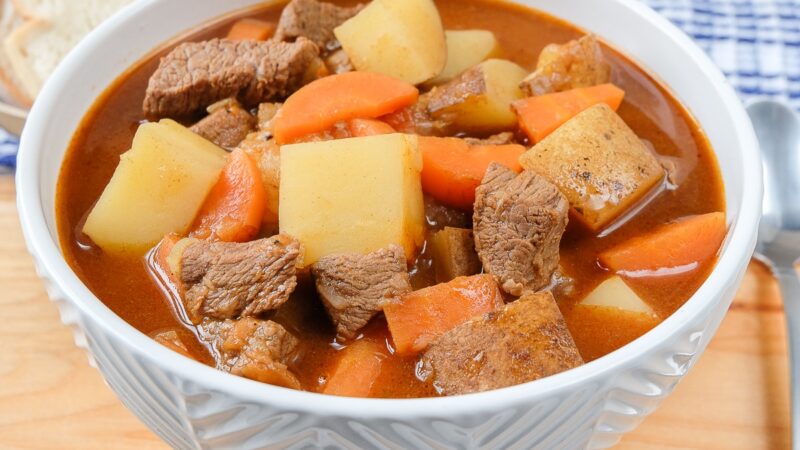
[15, 0, 762, 448]
[23, 233, 751, 449]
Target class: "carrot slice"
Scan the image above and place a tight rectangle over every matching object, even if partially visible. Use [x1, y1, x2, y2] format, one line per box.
[347, 118, 395, 137]
[599, 212, 727, 274]
[226, 18, 276, 41]
[512, 83, 625, 144]
[190, 148, 266, 242]
[323, 338, 389, 397]
[419, 136, 525, 210]
[273, 72, 419, 144]
[384, 274, 505, 356]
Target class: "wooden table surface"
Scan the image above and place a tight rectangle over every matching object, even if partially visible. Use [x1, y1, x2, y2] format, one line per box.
[0, 174, 791, 449]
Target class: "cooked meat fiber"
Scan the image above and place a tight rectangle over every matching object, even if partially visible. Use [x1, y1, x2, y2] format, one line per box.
[324, 49, 354, 74]
[190, 98, 256, 149]
[520, 35, 611, 96]
[274, 0, 363, 50]
[473, 163, 569, 296]
[202, 318, 301, 389]
[312, 245, 411, 340]
[143, 38, 321, 119]
[180, 235, 302, 323]
[422, 291, 583, 395]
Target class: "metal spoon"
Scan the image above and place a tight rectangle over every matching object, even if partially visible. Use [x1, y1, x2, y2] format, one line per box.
[748, 99, 800, 449]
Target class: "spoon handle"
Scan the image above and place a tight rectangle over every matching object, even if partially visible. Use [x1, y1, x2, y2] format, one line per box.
[778, 265, 800, 450]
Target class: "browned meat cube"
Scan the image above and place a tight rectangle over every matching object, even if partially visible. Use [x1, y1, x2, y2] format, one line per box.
[274, 0, 363, 50]
[429, 227, 482, 283]
[519, 103, 664, 231]
[143, 38, 321, 119]
[190, 98, 256, 149]
[422, 291, 583, 395]
[311, 245, 411, 341]
[178, 234, 302, 323]
[520, 35, 611, 96]
[202, 318, 301, 389]
[473, 163, 569, 296]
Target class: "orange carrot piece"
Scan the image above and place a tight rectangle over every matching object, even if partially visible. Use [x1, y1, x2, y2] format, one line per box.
[190, 148, 266, 242]
[384, 274, 505, 356]
[347, 118, 395, 137]
[599, 212, 727, 274]
[273, 72, 419, 144]
[419, 136, 525, 210]
[226, 18, 276, 41]
[323, 338, 389, 397]
[512, 83, 625, 144]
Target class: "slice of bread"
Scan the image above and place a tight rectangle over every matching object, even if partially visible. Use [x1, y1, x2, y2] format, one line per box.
[0, 0, 31, 106]
[3, 0, 132, 101]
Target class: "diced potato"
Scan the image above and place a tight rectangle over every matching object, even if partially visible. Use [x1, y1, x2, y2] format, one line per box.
[427, 59, 528, 133]
[279, 133, 425, 266]
[429, 227, 482, 283]
[580, 276, 655, 316]
[83, 120, 228, 253]
[519, 103, 664, 231]
[334, 0, 446, 85]
[428, 30, 501, 85]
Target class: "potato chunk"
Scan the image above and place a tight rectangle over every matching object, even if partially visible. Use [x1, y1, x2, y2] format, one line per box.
[427, 59, 527, 133]
[581, 276, 655, 316]
[279, 133, 424, 266]
[334, 0, 446, 85]
[83, 120, 228, 253]
[429, 227, 482, 283]
[428, 30, 501, 85]
[519, 104, 664, 231]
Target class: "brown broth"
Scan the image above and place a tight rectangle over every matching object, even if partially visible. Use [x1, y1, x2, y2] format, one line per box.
[56, 0, 725, 397]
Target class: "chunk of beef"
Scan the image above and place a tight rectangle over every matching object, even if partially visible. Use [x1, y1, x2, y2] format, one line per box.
[422, 291, 583, 395]
[324, 48, 354, 74]
[274, 0, 363, 50]
[179, 235, 302, 323]
[520, 35, 611, 96]
[190, 98, 256, 149]
[202, 317, 301, 388]
[424, 195, 471, 231]
[143, 38, 321, 119]
[311, 245, 411, 340]
[473, 163, 568, 296]
[384, 92, 453, 136]
[463, 132, 517, 146]
[430, 227, 482, 283]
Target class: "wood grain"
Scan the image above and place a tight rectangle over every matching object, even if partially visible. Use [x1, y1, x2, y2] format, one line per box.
[0, 174, 790, 449]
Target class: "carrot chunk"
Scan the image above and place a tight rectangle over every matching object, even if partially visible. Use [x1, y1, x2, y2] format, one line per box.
[347, 118, 396, 137]
[419, 136, 525, 210]
[323, 337, 389, 397]
[226, 18, 276, 41]
[384, 274, 505, 356]
[190, 148, 266, 242]
[273, 72, 419, 144]
[512, 83, 625, 144]
[599, 212, 727, 274]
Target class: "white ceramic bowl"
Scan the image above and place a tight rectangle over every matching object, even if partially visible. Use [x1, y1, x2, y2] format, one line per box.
[16, 0, 762, 448]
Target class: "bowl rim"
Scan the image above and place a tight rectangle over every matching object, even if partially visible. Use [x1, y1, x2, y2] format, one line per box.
[15, 0, 762, 419]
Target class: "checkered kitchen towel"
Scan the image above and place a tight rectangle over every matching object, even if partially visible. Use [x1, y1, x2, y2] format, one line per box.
[1, 0, 799, 171]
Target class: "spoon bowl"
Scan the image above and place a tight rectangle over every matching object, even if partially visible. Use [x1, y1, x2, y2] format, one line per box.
[748, 99, 800, 450]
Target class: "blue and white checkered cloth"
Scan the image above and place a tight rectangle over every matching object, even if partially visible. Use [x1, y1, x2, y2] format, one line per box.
[1, 0, 799, 171]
